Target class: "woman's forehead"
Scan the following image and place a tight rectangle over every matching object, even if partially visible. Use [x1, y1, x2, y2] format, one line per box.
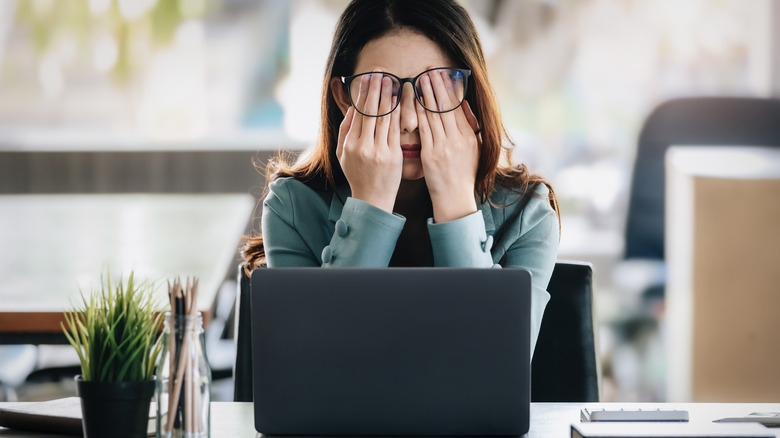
[353, 30, 454, 77]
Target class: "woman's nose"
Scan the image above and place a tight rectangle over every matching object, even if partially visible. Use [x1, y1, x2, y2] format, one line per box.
[398, 82, 418, 133]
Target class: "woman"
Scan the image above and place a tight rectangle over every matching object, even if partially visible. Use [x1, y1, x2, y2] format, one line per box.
[243, 0, 559, 349]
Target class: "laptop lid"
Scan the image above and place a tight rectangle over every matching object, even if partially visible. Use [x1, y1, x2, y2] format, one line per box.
[250, 268, 531, 436]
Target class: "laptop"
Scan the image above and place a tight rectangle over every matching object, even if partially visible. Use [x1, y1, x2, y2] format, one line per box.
[250, 268, 532, 437]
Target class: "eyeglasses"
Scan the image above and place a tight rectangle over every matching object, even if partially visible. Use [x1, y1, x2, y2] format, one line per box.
[341, 67, 471, 117]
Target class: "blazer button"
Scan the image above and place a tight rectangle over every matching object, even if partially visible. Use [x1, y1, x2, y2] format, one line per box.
[482, 235, 494, 253]
[321, 246, 333, 263]
[335, 219, 349, 237]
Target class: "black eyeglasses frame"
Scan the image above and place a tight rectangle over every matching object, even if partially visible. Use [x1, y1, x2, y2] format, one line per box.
[340, 67, 472, 117]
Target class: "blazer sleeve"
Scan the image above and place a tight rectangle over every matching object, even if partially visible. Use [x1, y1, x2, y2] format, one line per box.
[262, 179, 406, 267]
[320, 197, 406, 267]
[427, 212, 496, 267]
[427, 184, 559, 355]
[500, 188, 559, 356]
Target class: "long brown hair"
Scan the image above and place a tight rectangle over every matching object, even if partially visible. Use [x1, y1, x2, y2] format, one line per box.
[243, 0, 559, 271]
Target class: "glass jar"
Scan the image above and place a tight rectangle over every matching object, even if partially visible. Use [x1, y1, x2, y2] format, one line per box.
[156, 312, 211, 438]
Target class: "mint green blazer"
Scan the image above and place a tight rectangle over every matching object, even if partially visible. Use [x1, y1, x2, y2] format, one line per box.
[261, 177, 559, 353]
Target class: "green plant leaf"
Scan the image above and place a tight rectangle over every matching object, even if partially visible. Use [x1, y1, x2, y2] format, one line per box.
[61, 270, 163, 382]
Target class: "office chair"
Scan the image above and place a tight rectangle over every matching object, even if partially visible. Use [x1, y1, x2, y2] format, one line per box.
[234, 261, 599, 403]
[0, 345, 37, 401]
[625, 97, 780, 265]
[234, 264, 253, 403]
[531, 261, 599, 402]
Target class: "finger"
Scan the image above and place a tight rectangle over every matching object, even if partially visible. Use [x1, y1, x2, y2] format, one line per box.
[336, 106, 355, 158]
[360, 72, 383, 138]
[350, 74, 371, 135]
[459, 100, 481, 149]
[444, 70, 472, 134]
[387, 95, 400, 152]
[416, 98, 433, 151]
[375, 76, 394, 140]
[462, 100, 482, 148]
[429, 69, 459, 135]
[461, 99, 480, 133]
[418, 73, 445, 140]
[442, 69, 460, 102]
[451, 99, 475, 139]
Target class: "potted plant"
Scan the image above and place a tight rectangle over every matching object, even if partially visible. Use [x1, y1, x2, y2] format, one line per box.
[62, 271, 164, 438]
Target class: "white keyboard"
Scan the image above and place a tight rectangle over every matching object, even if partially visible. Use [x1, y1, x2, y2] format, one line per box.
[581, 408, 690, 422]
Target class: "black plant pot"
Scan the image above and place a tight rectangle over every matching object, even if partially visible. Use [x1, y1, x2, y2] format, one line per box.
[75, 376, 155, 438]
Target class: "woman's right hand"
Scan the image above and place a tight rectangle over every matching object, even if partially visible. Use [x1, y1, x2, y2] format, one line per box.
[336, 72, 402, 213]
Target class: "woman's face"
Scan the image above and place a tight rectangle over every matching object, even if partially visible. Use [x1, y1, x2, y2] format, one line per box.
[334, 29, 455, 181]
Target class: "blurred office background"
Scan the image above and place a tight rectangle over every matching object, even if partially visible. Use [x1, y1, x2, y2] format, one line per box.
[0, 0, 778, 403]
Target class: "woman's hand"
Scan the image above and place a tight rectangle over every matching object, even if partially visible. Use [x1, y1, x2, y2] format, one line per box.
[416, 69, 482, 223]
[336, 72, 402, 213]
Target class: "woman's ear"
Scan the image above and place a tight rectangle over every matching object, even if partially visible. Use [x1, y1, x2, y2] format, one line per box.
[330, 77, 351, 116]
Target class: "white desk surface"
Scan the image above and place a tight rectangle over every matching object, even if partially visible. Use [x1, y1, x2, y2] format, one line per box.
[1, 402, 778, 437]
[0, 194, 255, 338]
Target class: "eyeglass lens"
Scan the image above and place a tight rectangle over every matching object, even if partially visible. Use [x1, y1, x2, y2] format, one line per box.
[349, 69, 466, 116]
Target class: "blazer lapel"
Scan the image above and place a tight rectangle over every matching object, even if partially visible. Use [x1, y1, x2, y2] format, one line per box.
[328, 184, 352, 225]
[480, 200, 497, 235]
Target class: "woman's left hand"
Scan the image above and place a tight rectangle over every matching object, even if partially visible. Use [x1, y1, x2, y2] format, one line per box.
[416, 69, 482, 223]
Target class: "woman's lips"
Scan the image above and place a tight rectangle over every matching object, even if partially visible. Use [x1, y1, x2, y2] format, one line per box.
[401, 144, 421, 159]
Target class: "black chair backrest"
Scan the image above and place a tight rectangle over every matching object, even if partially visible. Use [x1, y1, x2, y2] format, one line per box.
[234, 261, 599, 402]
[530, 261, 598, 402]
[233, 264, 253, 403]
[625, 97, 780, 260]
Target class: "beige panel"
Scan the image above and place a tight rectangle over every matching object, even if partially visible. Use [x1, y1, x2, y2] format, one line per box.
[690, 177, 780, 402]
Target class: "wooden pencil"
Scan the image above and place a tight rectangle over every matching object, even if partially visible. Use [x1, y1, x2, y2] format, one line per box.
[185, 345, 192, 433]
[166, 281, 176, 431]
[163, 276, 203, 434]
[165, 317, 191, 431]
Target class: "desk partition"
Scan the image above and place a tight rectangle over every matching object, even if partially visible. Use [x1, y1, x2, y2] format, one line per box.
[665, 146, 780, 402]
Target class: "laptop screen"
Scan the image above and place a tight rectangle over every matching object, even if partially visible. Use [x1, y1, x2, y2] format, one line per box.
[251, 268, 532, 436]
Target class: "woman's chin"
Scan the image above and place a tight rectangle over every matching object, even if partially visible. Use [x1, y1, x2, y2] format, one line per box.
[401, 161, 424, 181]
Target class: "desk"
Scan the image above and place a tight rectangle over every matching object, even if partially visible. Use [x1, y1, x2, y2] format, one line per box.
[1, 402, 778, 437]
[0, 194, 255, 344]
